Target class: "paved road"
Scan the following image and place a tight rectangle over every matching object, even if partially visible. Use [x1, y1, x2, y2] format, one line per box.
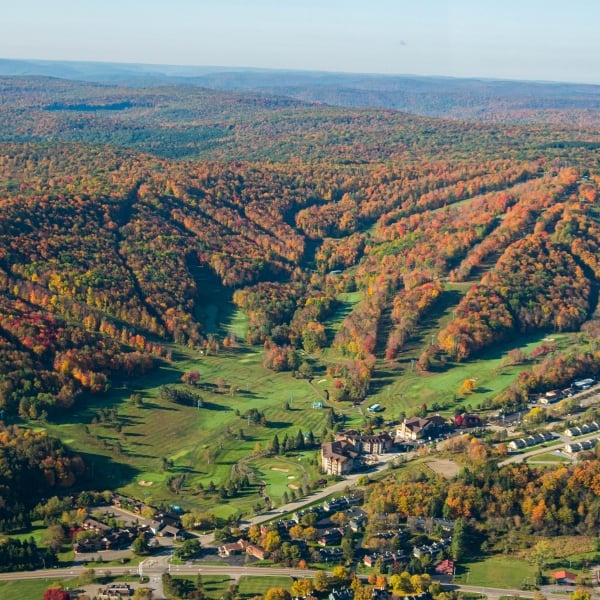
[3, 564, 598, 600]
[241, 452, 405, 528]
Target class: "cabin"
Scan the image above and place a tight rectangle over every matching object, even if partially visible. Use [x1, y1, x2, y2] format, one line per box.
[552, 570, 577, 585]
[435, 559, 455, 575]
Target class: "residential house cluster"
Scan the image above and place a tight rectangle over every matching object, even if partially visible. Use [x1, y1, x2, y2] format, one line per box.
[412, 537, 452, 558]
[406, 516, 455, 534]
[508, 431, 555, 451]
[323, 495, 363, 513]
[74, 520, 138, 554]
[363, 551, 406, 568]
[319, 547, 344, 562]
[564, 437, 599, 454]
[74, 501, 183, 554]
[564, 421, 600, 437]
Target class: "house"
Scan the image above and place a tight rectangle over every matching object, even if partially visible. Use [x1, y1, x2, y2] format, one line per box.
[218, 539, 268, 560]
[321, 440, 359, 475]
[329, 588, 354, 600]
[396, 415, 446, 441]
[363, 552, 399, 568]
[552, 570, 577, 585]
[454, 413, 482, 428]
[540, 390, 561, 405]
[565, 438, 599, 453]
[160, 525, 183, 539]
[573, 378, 595, 391]
[218, 541, 246, 557]
[244, 542, 268, 560]
[145, 519, 164, 535]
[319, 547, 344, 563]
[435, 559, 455, 575]
[82, 518, 111, 535]
[318, 529, 343, 546]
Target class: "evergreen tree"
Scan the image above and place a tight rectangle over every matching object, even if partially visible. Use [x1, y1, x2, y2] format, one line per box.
[451, 518, 466, 562]
[271, 434, 280, 455]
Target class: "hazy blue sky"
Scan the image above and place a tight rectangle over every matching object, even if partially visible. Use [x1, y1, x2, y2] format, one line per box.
[2, 0, 599, 84]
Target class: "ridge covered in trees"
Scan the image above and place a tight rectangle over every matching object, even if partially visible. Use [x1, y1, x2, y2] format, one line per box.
[0, 77, 599, 537]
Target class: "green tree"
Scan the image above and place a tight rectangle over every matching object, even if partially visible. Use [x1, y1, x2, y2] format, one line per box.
[341, 536, 355, 564]
[291, 579, 314, 598]
[332, 565, 350, 585]
[271, 434, 280, 455]
[132, 534, 150, 556]
[531, 540, 553, 570]
[264, 530, 282, 553]
[264, 588, 291, 600]
[43, 525, 66, 553]
[313, 570, 329, 592]
[451, 518, 466, 561]
[174, 538, 201, 560]
[569, 590, 591, 600]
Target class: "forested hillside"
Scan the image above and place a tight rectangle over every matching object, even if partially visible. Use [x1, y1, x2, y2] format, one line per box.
[0, 76, 600, 520]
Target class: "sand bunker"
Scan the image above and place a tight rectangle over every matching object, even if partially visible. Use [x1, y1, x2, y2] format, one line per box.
[288, 475, 295, 479]
[138, 480, 154, 487]
[288, 483, 299, 490]
[271, 467, 289, 472]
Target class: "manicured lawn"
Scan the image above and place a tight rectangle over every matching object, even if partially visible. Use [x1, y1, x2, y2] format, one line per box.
[238, 575, 293, 598]
[8, 521, 46, 544]
[43, 344, 338, 517]
[526, 451, 571, 463]
[365, 331, 576, 419]
[0, 578, 66, 600]
[251, 455, 316, 501]
[457, 555, 538, 589]
[172, 575, 233, 598]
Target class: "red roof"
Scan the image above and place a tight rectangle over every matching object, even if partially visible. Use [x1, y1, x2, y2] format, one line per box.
[552, 570, 577, 581]
[435, 559, 455, 574]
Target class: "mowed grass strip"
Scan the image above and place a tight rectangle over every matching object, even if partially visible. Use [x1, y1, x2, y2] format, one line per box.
[45, 346, 333, 514]
[366, 332, 576, 418]
[0, 579, 66, 600]
[238, 575, 293, 598]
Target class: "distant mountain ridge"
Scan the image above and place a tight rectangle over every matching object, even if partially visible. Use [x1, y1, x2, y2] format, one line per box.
[2, 57, 600, 123]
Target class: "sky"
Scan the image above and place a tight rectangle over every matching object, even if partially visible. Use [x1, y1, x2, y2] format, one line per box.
[2, 0, 600, 84]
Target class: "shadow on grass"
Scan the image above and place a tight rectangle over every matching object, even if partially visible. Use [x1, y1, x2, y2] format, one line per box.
[266, 420, 293, 429]
[78, 451, 140, 490]
[139, 402, 179, 411]
[201, 401, 233, 412]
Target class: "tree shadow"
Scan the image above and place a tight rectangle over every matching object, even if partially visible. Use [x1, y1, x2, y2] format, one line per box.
[77, 451, 140, 490]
